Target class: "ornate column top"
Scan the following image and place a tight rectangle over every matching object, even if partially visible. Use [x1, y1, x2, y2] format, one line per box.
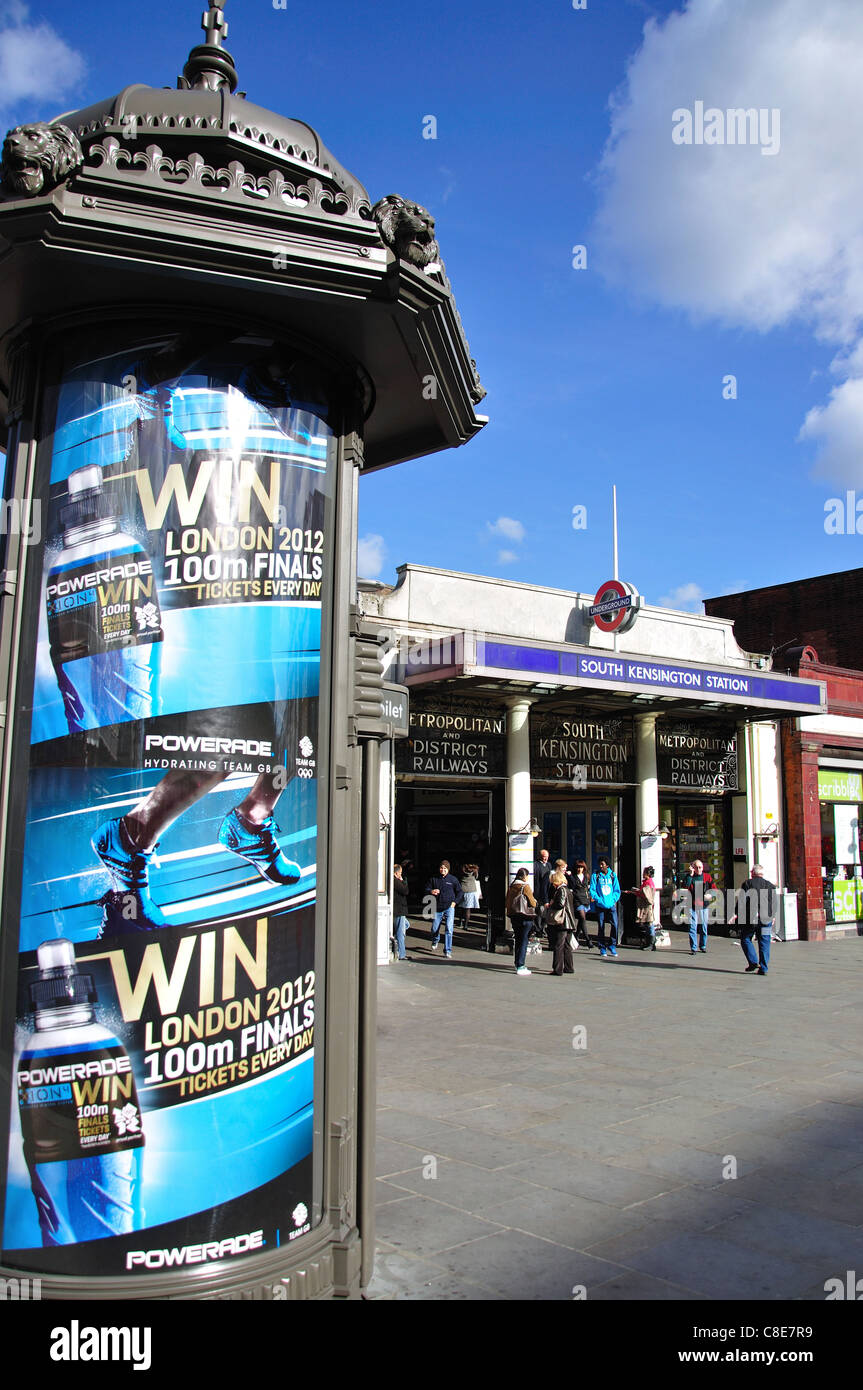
[181, 2, 238, 93]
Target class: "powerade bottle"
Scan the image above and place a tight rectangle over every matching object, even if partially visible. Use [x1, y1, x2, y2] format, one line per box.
[46, 463, 162, 734]
[17, 938, 145, 1246]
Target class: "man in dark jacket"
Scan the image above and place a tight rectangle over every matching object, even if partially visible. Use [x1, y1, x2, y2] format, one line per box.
[425, 860, 464, 959]
[681, 858, 716, 955]
[732, 864, 776, 975]
[534, 849, 553, 909]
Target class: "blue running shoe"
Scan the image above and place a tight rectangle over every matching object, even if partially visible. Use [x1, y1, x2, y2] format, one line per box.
[91, 818, 168, 931]
[218, 809, 301, 885]
[608, 945, 618, 958]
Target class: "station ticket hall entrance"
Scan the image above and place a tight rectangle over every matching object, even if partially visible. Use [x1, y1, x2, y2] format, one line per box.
[394, 786, 505, 925]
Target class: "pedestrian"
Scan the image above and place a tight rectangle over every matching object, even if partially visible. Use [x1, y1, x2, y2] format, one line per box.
[393, 862, 411, 962]
[459, 862, 482, 930]
[546, 869, 575, 976]
[681, 858, 716, 955]
[570, 859, 593, 948]
[731, 864, 777, 975]
[505, 867, 537, 977]
[590, 857, 621, 958]
[554, 857, 575, 892]
[534, 848, 553, 910]
[425, 859, 464, 959]
[635, 865, 658, 951]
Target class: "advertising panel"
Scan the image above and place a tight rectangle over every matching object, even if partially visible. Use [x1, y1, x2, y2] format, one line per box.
[2, 334, 332, 1276]
[818, 769, 863, 803]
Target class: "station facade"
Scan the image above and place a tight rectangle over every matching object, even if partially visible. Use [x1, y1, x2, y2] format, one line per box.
[359, 565, 827, 956]
[706, 568, 863, 940]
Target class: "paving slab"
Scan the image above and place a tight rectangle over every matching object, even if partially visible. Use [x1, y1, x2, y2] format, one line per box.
[620, 1231, 828, 1300]
[374, 1193, 505, 1257]
[425, 1227, 627, 1301]
[370, 934, 863, 1300]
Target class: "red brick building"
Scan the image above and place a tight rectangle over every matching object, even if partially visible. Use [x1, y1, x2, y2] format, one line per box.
[705, 568, 863, 670]
[706, 574, 863, 940]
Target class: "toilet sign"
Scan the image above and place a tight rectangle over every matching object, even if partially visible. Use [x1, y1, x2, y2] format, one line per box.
[589, 579, 641, 633]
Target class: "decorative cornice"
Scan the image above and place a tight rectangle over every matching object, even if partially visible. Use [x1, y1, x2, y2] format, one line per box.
[70, 109, 321, 165]
[87, 138, 372, 219]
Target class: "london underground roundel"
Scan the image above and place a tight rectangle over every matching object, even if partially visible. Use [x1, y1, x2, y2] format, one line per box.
[589, 579, 641, 633]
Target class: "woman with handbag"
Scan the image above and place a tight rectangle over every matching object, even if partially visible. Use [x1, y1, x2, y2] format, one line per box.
[505, 867, 537, 977]
[570, 859, 592, 949]
[547, 869, 575, 976]
[636, 866, 658, 951]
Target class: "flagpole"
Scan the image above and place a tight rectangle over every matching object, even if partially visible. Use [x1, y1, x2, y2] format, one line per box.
[612, 484, 618, 652]
[613, 484, 618, 581]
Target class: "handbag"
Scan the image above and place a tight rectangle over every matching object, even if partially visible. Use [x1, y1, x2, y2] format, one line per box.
[511, 887, 534, 917]
[549, 906, 566, 926]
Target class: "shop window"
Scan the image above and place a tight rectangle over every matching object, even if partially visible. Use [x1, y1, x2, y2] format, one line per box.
[821, 797, 862, 925]
[659, 800, 727, 919]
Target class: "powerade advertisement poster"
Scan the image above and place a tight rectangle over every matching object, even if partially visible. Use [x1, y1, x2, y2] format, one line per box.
[2, 336, 331, 1276]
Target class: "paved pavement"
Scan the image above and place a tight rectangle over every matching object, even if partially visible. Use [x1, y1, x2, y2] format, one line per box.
[367, 921, 863, 1301]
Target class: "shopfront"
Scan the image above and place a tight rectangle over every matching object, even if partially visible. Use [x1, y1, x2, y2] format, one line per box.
[818, 767, 863, 927]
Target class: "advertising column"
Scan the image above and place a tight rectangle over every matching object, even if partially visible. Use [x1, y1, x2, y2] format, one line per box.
[1, 331, 333, 1278]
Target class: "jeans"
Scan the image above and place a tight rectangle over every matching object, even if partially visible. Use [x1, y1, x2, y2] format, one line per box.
[512, 915, 533, 968]
[394, 915, 409, 959]
[740, 924, 772, 972]
[689, 908, 708, 951]
[596, 905, 618, 949]
[432, 904, 455, 952]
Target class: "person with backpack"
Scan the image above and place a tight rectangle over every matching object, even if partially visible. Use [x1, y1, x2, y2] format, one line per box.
[681, 858, 716, 955]
[505, 867, 537, 977]
[590, 857, 621, 959]
[731, 864, 777, 975]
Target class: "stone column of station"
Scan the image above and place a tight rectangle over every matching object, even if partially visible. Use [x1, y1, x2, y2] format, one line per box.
[635, 713, 660, 881]
[506, 698, 535, 890]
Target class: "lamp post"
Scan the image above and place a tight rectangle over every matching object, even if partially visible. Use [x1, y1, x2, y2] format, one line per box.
[0, 2, 484, 1300]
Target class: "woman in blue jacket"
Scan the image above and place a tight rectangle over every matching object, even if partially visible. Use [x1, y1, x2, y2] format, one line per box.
[590, 857, 621, 958]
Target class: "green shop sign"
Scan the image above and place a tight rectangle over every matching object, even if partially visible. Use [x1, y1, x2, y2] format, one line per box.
[818, 769, 863, 803]
[830, 876, 863, 924]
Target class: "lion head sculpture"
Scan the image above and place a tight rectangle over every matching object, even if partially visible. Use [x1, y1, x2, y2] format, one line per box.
[371, 194, 440, 270]
[1, 122, 84, 198]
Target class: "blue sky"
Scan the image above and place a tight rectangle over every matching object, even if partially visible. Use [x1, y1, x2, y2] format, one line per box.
[5, 0, 863, 611]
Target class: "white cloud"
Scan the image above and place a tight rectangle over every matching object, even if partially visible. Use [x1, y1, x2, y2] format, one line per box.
[497, 549, 519, 565]
[357, 533, 387, 578]
[487, 516, 525, 543]
[656, 582, 706, 613]
[0, 6, 86, 119]
[799, 377, 863, 484]
[592, 0, 863, 485]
